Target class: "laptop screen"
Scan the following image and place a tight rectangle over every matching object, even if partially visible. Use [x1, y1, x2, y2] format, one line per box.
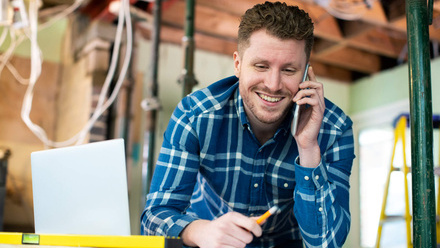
[31, 139, 130, 236]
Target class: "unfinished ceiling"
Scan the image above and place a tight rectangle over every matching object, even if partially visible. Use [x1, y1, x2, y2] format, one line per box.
[157, 0, 440, 82]
[45, 0, 440, 83]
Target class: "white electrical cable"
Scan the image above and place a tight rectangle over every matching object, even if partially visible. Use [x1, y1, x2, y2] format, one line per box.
[20, 0, 45, 144]
[74, 0, 133, 146]
[0, 0, 84, 86]
[38, 0, 84, 31]
[19, 0, 133, 148]
[5, 59, 29, 85]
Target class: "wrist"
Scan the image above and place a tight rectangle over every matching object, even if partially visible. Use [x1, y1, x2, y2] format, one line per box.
[298, 144, 321, 168]
[181, 219, 209, 247]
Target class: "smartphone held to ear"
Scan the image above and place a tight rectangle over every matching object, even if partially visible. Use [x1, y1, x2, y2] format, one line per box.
[290, 64, 309, 136]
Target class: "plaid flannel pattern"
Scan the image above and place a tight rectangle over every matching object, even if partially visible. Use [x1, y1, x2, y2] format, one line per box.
[141, 76, 355, 248]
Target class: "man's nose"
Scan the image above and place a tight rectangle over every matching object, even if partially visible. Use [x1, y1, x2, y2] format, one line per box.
[265, 70, 282, 92]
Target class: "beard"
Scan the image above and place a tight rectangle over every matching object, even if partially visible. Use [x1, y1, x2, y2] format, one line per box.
[240, 84, 293, 125]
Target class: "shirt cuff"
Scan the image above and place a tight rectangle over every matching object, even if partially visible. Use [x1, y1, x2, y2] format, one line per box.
[294, 156, 329, 190]
[168, 215, 198, 238]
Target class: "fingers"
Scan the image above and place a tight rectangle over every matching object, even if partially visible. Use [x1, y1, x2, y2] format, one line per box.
[293, 65, 324, 108]
[204, 212, 262, 248]
[225, 212, 263, 238]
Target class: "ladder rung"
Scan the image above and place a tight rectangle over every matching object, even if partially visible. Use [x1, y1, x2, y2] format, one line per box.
[391, 167, 412, 173]
[380, 215, 407, 224]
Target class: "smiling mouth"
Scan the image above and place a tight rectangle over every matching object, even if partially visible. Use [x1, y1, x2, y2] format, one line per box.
[258, 93, 282, 103]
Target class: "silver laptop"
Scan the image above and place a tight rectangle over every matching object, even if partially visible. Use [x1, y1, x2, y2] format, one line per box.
[31, 138, 131, 236]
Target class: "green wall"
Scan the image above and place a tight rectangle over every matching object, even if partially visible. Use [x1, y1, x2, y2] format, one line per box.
[350, 57, 440, 115]
[0, 19, 67, 63]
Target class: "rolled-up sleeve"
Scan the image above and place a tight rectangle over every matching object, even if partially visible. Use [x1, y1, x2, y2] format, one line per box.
[293, 121, 355, 247]
[140, 98, 201, 237]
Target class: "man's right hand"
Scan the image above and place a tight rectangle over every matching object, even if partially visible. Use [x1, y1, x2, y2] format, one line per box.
[181, 212, 263, 248]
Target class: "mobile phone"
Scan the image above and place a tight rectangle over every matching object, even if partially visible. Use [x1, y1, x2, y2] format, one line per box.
[291, 63, 309, 136]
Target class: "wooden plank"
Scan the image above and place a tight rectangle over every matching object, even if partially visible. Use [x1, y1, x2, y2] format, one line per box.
[313, 46, 381, 73]
[140, 24, 238, 56]
[301, 3, 343, 42]
[313, 38, 341, 55]
[196, 0, 263, 16]
[347, 27, 406, 58]
[390, 14, 440, 42]
[162, 0, 240, 39]
[308, 60, 353, 82]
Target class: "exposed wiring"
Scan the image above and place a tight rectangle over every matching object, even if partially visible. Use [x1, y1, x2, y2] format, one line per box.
[0, 0, 85, 86]
[20, 0, 44, 146]
[75, 0, 133, 146]
[38, 0, 84, 31]
[18, 0, 133, 148]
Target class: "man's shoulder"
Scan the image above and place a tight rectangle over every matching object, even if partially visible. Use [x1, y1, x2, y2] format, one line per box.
[180, 76, 239, 116]
[323, 98, 353, 132]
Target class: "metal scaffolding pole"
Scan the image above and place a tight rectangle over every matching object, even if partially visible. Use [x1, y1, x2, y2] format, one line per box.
[406, 0, 436, 247]
[179, 0, 198, 97]
[142, 0, 162, 197]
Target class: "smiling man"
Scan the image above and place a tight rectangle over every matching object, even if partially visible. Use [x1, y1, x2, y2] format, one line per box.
[141, 2, 355, 248]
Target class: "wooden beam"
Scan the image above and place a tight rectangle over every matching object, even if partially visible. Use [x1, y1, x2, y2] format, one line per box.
[347, 27, 406, 58]
[138, 24, 238, 56]
[162, 0, 240, 39]
[313, 46, 381, 73]
[196, 0, 262, 16]
[308, 60, 353, 82]
[300, 3, 344, 42]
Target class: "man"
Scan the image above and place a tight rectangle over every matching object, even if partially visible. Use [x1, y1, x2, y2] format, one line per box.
[141, 2, 355, 247]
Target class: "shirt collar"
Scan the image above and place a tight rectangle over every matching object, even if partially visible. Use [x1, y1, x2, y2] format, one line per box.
[234, 87, 250, 128]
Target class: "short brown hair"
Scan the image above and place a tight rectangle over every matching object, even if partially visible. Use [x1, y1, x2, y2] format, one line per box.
[238, 1, 314, 61]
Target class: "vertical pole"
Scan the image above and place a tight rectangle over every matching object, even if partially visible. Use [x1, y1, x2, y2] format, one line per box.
[143, 0, 162, 197]
[0, 149, 11, 231]
[406, 0, 436, 247]
[180, 0, 197, 97]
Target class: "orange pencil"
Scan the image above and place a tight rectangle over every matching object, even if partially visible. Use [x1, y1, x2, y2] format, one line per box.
[256, 206, 279, 225]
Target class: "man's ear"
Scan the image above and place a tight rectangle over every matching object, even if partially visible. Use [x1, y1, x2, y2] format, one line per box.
[233, 51, 240, 78]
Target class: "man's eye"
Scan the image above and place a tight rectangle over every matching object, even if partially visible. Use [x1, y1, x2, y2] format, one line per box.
[283, 68, 296, 74]
[255, 64, 268, 69]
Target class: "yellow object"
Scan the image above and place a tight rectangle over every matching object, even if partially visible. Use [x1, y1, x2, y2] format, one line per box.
[375, 115, 412, 248]
[437, 129, 440, 243]
[256, 206, 279, 225]
[0, 232, 181, 248]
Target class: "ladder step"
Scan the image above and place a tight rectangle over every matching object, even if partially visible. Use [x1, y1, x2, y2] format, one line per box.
[380, 215, 407, 223]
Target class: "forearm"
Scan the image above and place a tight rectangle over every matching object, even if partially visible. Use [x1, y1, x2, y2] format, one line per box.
[140, 202, 196, 237]
[180, 219, 209, 247]
[297, 143, 321, 168]
[293, 160, 351, 247]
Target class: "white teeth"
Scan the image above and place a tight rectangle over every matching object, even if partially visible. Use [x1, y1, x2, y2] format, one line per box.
[258, 93, 281, 103]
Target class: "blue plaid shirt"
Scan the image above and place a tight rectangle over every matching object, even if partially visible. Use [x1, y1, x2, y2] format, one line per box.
[141, 76, 355, 248]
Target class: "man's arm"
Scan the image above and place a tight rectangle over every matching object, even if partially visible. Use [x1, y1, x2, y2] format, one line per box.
[140, 100, 202, 237]
[181, 212, 262, 248]
[140, 97, 263, 248]
[294, 126, 355, 247]
[292, 66, 355, 247]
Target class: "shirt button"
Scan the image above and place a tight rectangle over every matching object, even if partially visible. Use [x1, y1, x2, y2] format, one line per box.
[254, 183, 259, 188]
[304, 176, 310, 181]
[315, 175, 320, 180]
[284, 183, 288, 188]
[318, 207, 323, 212]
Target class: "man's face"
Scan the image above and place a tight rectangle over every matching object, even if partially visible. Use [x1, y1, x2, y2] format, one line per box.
[234, 29, 308, 127]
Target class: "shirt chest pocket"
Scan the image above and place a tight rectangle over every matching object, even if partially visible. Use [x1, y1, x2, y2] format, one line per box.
[265, 164, 296, 201]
